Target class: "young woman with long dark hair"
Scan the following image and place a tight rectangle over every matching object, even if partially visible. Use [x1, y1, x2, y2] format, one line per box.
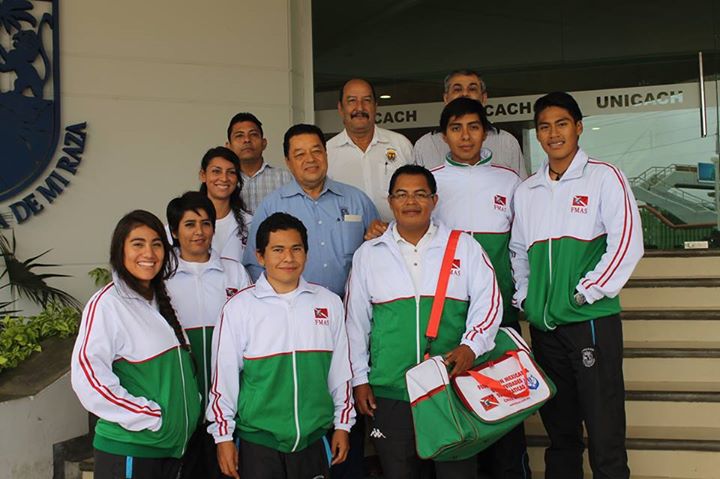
[71, 210, 201, 479]
[199, 146, 251, 262]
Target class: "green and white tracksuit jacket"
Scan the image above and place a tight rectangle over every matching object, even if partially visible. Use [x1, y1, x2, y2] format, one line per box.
[509, 149, 644, 331]
[166, 251, 252, 412]
[346, 222, 502, 402]
[207, 274, 355, 453]
[432, 152, 522, 325]
[71, 274, 201, 458]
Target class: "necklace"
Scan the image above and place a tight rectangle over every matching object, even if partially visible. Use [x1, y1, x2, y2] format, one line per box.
[549, 166, 565, 180]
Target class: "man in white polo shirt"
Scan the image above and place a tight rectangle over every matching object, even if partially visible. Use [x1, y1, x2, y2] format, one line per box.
[327, 78, 414, 221]
[413, 69, 528, 178]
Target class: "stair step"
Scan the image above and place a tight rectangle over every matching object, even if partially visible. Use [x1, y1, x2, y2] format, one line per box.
[527, 447, 720, 479]
[525, 421, 720, 443]
[524, 401, 720, 431]
[625, 381, 720, 392]
[627, 401, 720, 429]
[643, 250, 720, 257]
[621, 287, 720, 310]
[624, 357, 720, 386]
[625, 278, 720, 288]
[624, 348, 720, 358]
[632, 254, 720, 279]
[625, 391, 720, 402]
[624, 340, 720, 349]
[621, 310, 720, 321]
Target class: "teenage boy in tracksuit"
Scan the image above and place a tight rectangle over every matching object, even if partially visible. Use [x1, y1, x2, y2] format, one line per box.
[165, 191, 252, 478]
[431, 97, 530, 478]
[208, 212, 355, 479]
[346, 164, 502, 479]
[510, 92, 643, 479]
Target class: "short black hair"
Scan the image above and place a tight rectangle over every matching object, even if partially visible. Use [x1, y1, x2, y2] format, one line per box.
[388, 164, 437, 195]
[533, 91, 583, 126]
[443, 69, 486, 94]
[440, 97, 491, 133]
[256, 212, 309, 255]
[166, 191, 217, 247]
[227, 112, 264, 141]
[338, 78, 378, 104]
[283, 124, 326, 157]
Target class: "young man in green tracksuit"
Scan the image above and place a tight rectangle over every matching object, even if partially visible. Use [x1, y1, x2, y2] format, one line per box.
[431, 97, 530, 478]
[346, 164, 502, 479]
[510, 92, 643, 479]
[208, 212, 354, 479]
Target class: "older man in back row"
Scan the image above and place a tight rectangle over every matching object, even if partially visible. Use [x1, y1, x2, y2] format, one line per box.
[414, 69, 528, 179]
[327, 78, 414, 221]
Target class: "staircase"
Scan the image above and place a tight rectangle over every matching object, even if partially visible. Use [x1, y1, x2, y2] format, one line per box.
[524, 250, 720, 479]
[630, 165, 716, 225]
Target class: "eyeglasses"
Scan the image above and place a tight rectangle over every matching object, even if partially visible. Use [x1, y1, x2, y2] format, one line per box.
[389, 191, 435, 202]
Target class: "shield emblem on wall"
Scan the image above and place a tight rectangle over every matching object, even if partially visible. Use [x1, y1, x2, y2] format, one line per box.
[0, 0, 60, 202]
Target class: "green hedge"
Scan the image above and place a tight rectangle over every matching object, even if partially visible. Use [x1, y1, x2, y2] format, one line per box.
[0, 304, 80, 372]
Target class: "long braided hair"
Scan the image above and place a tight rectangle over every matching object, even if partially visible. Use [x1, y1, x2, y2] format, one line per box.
[109, 210, 189, 352]
[199, 146, 249, 244]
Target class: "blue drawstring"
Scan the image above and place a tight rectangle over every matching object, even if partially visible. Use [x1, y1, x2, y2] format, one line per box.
[590, 320, 596, 346]
[322, 436, 333, 466]
[125, 456, 133, 479]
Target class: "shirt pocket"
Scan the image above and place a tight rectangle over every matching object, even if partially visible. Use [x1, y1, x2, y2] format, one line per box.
[339, 220, 364, 256]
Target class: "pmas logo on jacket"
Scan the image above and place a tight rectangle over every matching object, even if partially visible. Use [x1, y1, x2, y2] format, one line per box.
[314, 307, 329, 325]
[0, 0, 89, 229]
[571, 195, 589, 214]
[493, 194, 507, 211]
[225, 287, 239, 298]
[450, 259, 461, 276]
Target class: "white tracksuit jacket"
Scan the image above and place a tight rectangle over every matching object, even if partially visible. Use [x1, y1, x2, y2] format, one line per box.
[510, 148, 644, 330]
[166, 251, 251, 411]
[345, 222, 502, 401]
[207, 274, 355, 453]
[71, 273, 201, 458]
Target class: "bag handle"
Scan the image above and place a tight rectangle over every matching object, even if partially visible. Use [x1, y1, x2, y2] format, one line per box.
[424, 230, 462, 359]
[465, 351, 530, 399]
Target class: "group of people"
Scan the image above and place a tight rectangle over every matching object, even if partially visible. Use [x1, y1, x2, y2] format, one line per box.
[70, 69, 644, 479]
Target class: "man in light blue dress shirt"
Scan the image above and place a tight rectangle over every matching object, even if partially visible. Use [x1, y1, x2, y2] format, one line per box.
[243, 123, 378, 297]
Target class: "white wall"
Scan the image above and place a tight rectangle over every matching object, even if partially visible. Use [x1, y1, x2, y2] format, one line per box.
[0, 373, 88, 479]
[0, 0, 314, 310]
[0, 1, 314, 475]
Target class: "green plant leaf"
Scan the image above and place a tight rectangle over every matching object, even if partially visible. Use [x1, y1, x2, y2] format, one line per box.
[0, 232, 81, 310]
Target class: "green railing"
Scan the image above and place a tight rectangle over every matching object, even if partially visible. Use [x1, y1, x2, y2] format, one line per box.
[640, 206, 717, 249]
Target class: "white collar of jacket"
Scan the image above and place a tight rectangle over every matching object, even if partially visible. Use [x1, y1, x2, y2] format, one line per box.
[111, 270, 156, 305]
[525, 148, 589, 189]
[443, 148, 493, 168]
[174, 248, 225, 276]
[371, 220, 450, 254]
[252, 272, 319, 299]
[337, 127, 390, 148]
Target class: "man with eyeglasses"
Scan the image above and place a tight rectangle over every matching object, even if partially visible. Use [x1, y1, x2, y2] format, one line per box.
[431, 97, 530, 478]
[413, 69, 528, 178]
[346, 164, 502, 478]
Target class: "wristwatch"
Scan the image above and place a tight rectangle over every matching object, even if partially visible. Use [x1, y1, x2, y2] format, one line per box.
[574, 291, 587, 306]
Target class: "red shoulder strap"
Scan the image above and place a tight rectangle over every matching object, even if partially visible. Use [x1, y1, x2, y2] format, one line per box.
[424, 230, 462, 357]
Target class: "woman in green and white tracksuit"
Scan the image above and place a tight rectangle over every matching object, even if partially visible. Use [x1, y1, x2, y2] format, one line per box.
[71, 210, 201, 479]
[165, 191, 251, 478]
